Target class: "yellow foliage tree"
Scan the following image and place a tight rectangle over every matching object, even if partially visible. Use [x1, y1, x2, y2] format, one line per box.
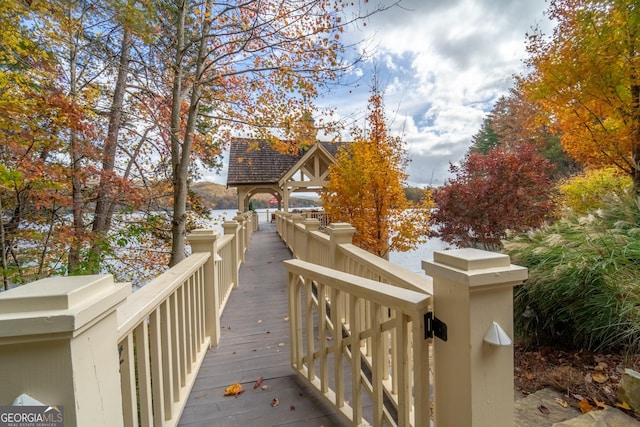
[555, 167, 633, 216]
[522, 0, 640, 193]
[321, 84, 433, 258]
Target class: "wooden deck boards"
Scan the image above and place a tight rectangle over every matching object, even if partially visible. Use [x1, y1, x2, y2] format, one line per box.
[178, 228, 350, 427]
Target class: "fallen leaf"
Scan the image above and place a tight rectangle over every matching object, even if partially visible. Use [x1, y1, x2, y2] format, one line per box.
[571, 393, 584, 401]
[524, 371, 534, 381]
[254, 377, 264, 389]
[594, 362, 608, 371]
[271, 398, 279, 407]
[283, 316, 289, 321]
[538, 405, 550, 414]
[262, 385, 270, 390]
[290, 405, 296, 411]
[579, 398, 593, 414]
[224, 383, 243, 397]
[591, 371, 608, 383]
[616, 401, 631, 410]
[554, 397, 569, 408]
[593, 397, 605, 409]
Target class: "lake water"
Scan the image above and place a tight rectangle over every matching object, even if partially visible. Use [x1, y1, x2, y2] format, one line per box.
[209, 209, 450, 275]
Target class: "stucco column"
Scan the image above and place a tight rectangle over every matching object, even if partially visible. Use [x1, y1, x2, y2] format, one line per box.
[422, 249, 527, 427]
[0, 275, 130, 427]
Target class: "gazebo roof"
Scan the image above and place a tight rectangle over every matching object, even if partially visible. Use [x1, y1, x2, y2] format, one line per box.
[226, 138, 343, 186]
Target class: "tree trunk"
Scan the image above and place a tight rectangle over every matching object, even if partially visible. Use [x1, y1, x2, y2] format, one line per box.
[67, 37, 84, 275]
[90, 26, 132, 270]
[169, 0, 213, 266]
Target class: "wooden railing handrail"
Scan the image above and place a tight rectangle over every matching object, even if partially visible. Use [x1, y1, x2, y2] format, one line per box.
[116, 252, 209, 339]
[338, 242, 433, 295]
[285, 258, 431, 312]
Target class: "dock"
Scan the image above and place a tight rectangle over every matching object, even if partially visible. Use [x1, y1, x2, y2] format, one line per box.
[178, 227, 349, 426]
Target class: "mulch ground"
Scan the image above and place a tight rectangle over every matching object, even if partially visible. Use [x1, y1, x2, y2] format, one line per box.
[514, 343, 640, 420]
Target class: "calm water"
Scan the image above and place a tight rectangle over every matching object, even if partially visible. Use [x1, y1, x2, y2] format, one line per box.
[209, 209, 449, 274]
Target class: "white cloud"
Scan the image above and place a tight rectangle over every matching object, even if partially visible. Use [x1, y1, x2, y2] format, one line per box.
[203, 0, 553, 189]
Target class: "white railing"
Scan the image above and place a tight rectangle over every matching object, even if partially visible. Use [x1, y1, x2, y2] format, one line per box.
[286, 259, 432, 426]
[117, 253, 210, 427]
[276, 211, 528, 427]
[0, 212, 254, 427]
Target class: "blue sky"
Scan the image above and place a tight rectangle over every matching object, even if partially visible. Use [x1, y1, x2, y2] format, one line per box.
[206, 0, 553, 188]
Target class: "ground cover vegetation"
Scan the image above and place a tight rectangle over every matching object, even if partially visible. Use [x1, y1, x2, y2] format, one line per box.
[428, 0, 640, 414]
[0, 0, 389, 288]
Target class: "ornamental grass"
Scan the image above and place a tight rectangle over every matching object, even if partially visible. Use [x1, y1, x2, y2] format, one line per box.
[504, 192, 640, 353]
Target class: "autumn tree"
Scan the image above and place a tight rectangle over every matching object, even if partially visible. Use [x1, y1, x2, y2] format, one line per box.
[0, 0, 175, 286]
[523, 0, 640, 193]
[471, 88, 579, 179]
[321, 84, 433, 258]
[151, 0, 394, 265]
[0, 0, 75, 287]
[430, 144, 555, 251]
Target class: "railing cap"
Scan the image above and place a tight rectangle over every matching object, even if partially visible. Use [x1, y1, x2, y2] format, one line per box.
[434, 248, 510, 271]
[422, 249, 527, 289]
[187, 229, 219, 242]
[0, 275, 130, 337]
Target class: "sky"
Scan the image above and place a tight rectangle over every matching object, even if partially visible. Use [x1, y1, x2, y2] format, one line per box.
[206, 0, 553, 188]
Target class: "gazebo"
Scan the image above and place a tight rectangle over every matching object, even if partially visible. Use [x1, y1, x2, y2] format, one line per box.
[226, 138, 344, 212]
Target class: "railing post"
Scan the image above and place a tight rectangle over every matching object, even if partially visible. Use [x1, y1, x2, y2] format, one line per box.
[282, 212, 292, 247]
[0, 275, 129, 427]
[252, 210, 258, 232]
[422, 249, 527, 427]
[302, 218, 320, 262]
[223, 220, 240, 288]
[291, 214, 304, 259]
[187, 229, 220, 347]
[327, 223, 356, 271]
[233, 212, 247, 262]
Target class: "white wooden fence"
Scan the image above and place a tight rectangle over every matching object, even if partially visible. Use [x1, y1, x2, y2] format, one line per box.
[276, 211, 528, 427]
[0, 212, 254, 427]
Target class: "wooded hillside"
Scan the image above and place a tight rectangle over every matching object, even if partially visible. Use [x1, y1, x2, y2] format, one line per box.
[190, 182, 321, 209]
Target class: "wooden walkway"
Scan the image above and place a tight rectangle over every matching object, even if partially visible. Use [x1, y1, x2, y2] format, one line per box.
[178, 226, 349, 427]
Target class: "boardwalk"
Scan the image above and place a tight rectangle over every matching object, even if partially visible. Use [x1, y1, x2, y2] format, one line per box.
[178, 226, 349, 427]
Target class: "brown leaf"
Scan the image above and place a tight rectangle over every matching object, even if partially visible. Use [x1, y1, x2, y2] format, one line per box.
[554, 397, 569, 408]
[591, 371, 608, 383]
[224, 383, 243, 397]
[616, 401, 631, 410]
[271, 398, 279, 407]
[290, 405, 296, 411]
[593, 397, 605, 409]
[524, 371, 534, 381]
[579, 398, 593, 414]
[253, 376, 264, 389]
[538, 405, 550, 414]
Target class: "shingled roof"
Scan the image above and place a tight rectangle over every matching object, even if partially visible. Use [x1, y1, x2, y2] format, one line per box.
[226, 138, 344, 186]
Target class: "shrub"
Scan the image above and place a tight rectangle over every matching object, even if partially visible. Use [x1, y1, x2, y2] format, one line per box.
[554, 167, 632, 216]
[504, 191, 640, 352]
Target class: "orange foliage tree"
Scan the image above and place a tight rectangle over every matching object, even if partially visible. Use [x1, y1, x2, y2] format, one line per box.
[522, 0, 640, 193]
[321, 84, 433, 258]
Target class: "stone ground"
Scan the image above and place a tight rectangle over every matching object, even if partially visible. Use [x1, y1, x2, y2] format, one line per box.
[514, 344, 640, 426]
[515, 388, 640, 426]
